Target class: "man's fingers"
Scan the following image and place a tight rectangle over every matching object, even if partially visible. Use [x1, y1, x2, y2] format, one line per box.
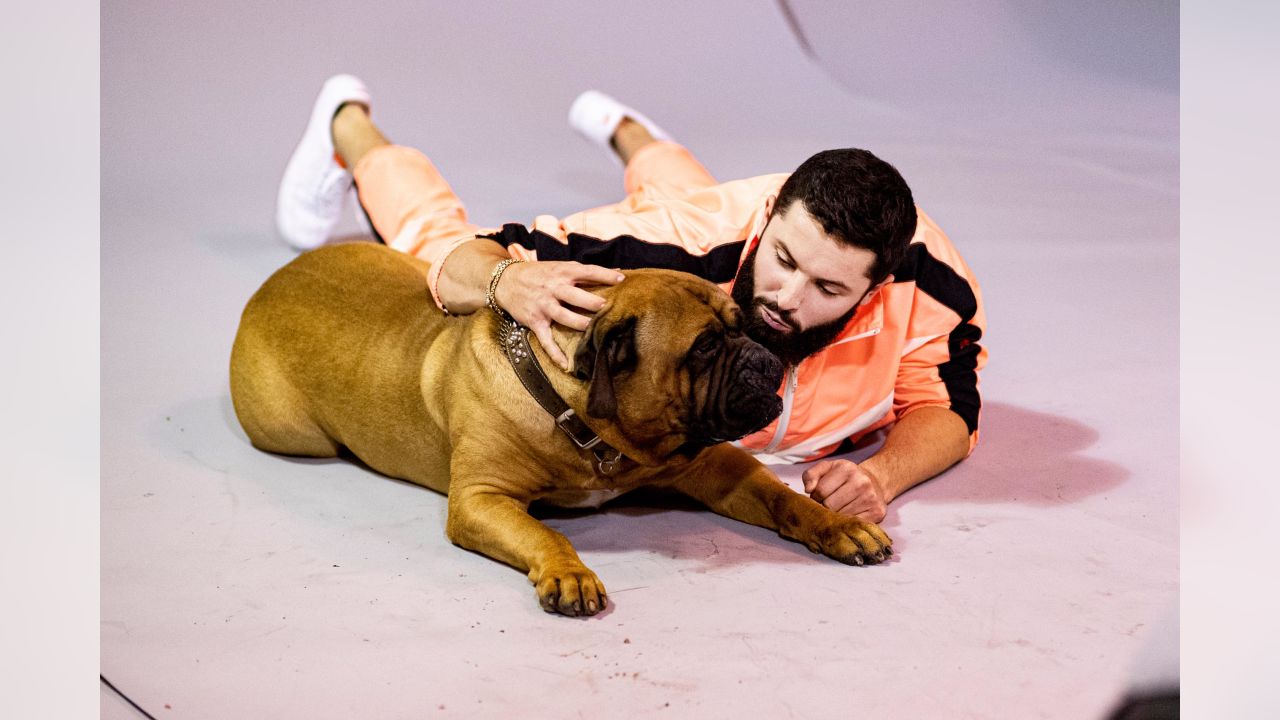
[556, 285, 607, 313]
[801, 460, 833, 492]
[809, 476, 834, 502]
[530, 323, 570, 371]
[810, 465, 850, 502]
[837, 495, 874, 519]
[854, 507, 886, 524]
[550, 305, 593, 333]
[824, 481, 863, 514]
[574, 265, 625, 286]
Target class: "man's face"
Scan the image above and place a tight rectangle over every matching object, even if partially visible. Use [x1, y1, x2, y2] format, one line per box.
[730, 201, 885, 366]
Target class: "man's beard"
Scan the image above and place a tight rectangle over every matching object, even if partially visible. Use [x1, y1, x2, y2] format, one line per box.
[730, 244, 861, 367]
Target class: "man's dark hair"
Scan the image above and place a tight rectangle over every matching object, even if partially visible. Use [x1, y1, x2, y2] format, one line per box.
[773, 148, 917, 286]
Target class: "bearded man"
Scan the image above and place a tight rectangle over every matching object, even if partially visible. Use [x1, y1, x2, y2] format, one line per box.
[274, 75, 987, 522]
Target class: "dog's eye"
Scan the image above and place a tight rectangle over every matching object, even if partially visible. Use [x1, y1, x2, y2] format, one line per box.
[693, 335, 720, 358]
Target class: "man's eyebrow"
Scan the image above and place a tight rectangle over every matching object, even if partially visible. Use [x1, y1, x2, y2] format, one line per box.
[777, 240, 851, 291]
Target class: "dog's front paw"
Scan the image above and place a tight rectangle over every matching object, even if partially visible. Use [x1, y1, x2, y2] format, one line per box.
[806, 515, 894, 566]
[532, 563, 608, 616]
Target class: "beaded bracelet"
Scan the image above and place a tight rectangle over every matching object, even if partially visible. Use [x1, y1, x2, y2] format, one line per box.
[485, 258, 524, 316]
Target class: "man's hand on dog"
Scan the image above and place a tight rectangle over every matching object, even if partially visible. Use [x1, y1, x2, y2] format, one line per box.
[496, 261, 624, 371]
[803, 459, 890, 523]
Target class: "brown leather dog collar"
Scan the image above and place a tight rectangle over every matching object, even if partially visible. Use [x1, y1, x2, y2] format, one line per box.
[496, 316, 626, 476]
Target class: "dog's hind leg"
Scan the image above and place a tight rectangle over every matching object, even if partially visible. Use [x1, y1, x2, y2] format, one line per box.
[229, 338, 339, 458]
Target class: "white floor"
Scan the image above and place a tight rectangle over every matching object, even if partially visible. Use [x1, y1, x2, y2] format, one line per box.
[102, 2, 1178, 718]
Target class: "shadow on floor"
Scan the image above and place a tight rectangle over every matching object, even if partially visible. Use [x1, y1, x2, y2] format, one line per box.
[155, 394, 1131, 573]
[902, 401, 1130, 507]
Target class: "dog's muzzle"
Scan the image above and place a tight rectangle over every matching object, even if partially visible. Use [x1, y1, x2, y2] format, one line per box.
[689, 339, 785, 444]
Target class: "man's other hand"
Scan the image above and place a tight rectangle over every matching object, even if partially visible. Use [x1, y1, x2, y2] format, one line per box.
[802, 459, 889, 523]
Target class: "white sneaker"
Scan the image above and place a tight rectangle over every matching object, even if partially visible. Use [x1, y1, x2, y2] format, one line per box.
[275, 74, 372, 250]
[568, 90, 673, 166]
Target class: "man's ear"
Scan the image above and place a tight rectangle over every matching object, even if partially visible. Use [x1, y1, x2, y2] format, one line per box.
[764, 194, 776, 219]
[858, 274, 893, 308]
[573, 315, 637, 419]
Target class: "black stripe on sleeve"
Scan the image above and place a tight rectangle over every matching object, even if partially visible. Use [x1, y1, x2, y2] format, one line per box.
[481, 224, 746, 283]
[892, 243, 983, 433]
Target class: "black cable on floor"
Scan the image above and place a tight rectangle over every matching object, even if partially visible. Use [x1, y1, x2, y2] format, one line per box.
[100, 675, 159, 720]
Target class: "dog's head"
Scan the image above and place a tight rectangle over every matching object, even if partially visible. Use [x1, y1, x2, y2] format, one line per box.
[572, 269, 784, 464]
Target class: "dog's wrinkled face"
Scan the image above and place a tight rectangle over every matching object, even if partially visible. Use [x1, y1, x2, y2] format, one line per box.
[573, 269, 785, 462]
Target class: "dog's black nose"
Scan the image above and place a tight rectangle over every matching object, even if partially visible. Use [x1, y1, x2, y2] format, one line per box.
[718, 342, 785, 437]
[740, 344, 784, 389]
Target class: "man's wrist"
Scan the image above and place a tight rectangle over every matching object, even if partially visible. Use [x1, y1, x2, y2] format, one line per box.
[436, 238, 511, 314]
[858, 457, 897, 503]
[485, 257, 523, 317]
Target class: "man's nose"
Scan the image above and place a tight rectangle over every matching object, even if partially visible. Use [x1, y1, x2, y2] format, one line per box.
[776, 273, 804, 312]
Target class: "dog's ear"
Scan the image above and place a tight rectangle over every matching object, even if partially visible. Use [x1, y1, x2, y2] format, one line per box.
[574, 315, 637, 419]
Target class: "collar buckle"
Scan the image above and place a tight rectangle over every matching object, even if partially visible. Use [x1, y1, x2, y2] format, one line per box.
[554, 409, 603, 451]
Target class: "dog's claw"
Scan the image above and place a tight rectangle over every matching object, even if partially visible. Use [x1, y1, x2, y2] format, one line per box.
[537, 567, 606, 617]
[810, 515, 893, 567]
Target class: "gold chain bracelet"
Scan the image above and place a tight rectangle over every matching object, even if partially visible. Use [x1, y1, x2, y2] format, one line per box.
[485, 258, 524, 316]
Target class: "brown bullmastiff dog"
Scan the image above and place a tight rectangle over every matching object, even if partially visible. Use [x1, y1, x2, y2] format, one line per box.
[230, 242, 892, 616]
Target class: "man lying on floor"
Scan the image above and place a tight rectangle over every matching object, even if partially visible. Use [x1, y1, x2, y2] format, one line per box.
[274, 74, 987, 523]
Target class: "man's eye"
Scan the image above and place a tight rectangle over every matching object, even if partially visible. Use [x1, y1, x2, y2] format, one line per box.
[776, 251, 794, 269]
[817, 284, 838, 296]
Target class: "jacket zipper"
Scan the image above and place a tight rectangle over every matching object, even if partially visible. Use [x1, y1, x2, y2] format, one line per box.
[761, 327, 880, 454]
[764, 365, 799, 453]
[828, 326, 881, 347]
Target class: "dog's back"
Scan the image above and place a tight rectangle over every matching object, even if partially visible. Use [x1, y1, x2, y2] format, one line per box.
[230, 242, 459, 490]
